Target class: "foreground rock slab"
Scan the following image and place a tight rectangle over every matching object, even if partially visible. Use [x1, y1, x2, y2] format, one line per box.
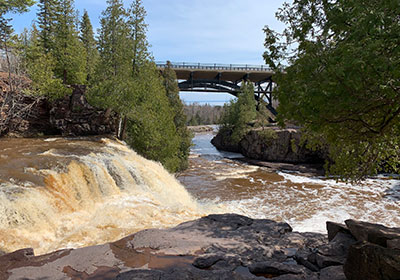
[2, 214, 399, 279]
[0, 214, 337, 280]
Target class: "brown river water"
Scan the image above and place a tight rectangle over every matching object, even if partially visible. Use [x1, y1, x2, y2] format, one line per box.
[0, 133, 399, 255]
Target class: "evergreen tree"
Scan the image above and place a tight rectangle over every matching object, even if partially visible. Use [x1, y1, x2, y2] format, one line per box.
[220, 81, 257, 144]
[127, 0, 150, 74]
[37, 0, 59, 52]
[22, 25, 70, 99]
[89, 0, 131, 128]
[52, 0, 86, 84]
[79, 10, 98, 82]
[162, 61, 192, 171]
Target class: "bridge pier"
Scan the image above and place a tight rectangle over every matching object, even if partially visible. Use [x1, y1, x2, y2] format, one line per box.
[156, 62, 277, 115]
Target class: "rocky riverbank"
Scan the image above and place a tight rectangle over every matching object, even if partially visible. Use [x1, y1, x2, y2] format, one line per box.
[1, 214, 399, 279]
[0, 85, 117, 137]
[212, 127, 324, 164]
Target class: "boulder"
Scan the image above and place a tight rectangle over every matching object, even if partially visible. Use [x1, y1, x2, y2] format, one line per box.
[326, 221, 351, 242]
[345, 219, 400, 247]
[319, 266, 346, 280]
[344, 241, 400, 280]
[211, 129, 241, 153]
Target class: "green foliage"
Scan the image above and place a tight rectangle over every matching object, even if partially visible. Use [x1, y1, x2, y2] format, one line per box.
[79, 10, 98, 82]
[52, 0, 86, 84]
[264, 0, 400, 180]
[220, 81, 257, 144]
[162, 61, 192, 171]
[0, 0, 35, 14]
[22, 25, 70, 99]
[89, 0, 188, 173]
[37, 0, 58, 52]
[258, 128, 278, 145]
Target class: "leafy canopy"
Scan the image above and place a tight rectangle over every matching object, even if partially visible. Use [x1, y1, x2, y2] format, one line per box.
[264, 0, 400, 180]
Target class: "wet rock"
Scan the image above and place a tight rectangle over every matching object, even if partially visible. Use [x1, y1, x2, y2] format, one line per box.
[326, 221, 351, 242]
[345, 219, 400, 247]
[211, 129, 241, 153]
[319, 266, 346, 280]
[248, 261, 305, 276]
[192, 254, 224, 269]
[344, 241, 400, 280]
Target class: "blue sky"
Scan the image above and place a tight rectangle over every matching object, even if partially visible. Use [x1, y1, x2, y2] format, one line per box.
[10, 0, 289, 105]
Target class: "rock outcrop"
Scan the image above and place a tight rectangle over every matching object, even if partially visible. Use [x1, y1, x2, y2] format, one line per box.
[0, 85, 117, 137]
[0, 214, 344, 279]
[1, 214, 398, 279]
[212, 127, 324, 163]
[49, 85, 117, 136]
[343, 220, 400, 280]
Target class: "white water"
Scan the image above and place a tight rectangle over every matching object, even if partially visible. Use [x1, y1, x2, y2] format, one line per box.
[179, 132, 400, 233]
[0, 137, 221, 254]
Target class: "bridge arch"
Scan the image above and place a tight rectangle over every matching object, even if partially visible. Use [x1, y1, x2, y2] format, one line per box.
[156, 62, 277, 115]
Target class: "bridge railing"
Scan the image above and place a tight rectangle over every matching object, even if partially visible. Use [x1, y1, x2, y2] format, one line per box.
[156, 61, 271, 72]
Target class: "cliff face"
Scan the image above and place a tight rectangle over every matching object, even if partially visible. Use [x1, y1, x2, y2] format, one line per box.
[0, 85, 117, 137]
[1, 214, 398, 280]
[212, 127, 324, 164]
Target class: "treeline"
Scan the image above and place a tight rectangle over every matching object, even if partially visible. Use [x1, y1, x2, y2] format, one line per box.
[0, 0, 191, 173]
[184, 103, 225, 126]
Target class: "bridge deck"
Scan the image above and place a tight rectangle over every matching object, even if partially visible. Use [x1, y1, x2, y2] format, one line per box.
[156, 62, 274, 82]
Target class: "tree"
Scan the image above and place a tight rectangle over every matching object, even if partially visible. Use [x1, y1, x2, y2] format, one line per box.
[0, 0, 35, 91]
[220, 81, 257, 144]
[162, 61, 192, 171]
[127, 0, 149, 74]
[52, 0, 86, 84]
[79, 10, 98, 82]
[22, 25, 69, 99]
[263, 0, 400, 180]
[37, 0, 58, 52]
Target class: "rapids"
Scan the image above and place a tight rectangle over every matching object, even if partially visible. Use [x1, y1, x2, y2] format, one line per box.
[1, 133, 399, 256]
[178, 132, 400, 233]
[0, 137, 219, 255]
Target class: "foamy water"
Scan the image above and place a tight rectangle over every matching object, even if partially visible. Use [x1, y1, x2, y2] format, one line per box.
[0, 137, 221, 254]
[178, 132, 400, 233]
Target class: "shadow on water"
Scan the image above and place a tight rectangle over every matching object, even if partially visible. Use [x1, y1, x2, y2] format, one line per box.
[384, 182, 400, 201]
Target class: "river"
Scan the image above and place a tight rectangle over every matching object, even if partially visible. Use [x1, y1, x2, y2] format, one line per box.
[178, 131, 400, 233]
[0, 134, 399, 255]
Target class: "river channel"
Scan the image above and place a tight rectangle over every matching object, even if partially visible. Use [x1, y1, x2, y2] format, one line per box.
[178, 131, 400, 233]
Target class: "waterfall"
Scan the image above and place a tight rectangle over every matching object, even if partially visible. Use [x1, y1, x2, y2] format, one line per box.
[0, 137, 215, 255]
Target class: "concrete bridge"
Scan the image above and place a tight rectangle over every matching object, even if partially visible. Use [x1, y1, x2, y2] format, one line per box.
[156, 62, 276, 115]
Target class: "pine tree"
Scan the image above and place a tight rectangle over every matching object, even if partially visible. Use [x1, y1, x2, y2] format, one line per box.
[162, 61, 192, 171]
[22, 25, 70, 99]
[220, 81, 257, 144]
[127, 0, 150, 74]
[79, 10, 98, 82]
[52, 0, 86, 85]
[37, 0, 59, 53]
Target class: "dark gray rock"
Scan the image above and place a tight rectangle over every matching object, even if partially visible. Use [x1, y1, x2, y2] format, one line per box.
[319, 266, 346, 280]
[239, 129, 324, 164]
[344, 241, 400, 280]
[345, 219, 400, 247]
[192, 254, 224, 269]
[249, 261, 305, 276]
[326, 221, 351, 242]
[211, 129, 241, 153]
